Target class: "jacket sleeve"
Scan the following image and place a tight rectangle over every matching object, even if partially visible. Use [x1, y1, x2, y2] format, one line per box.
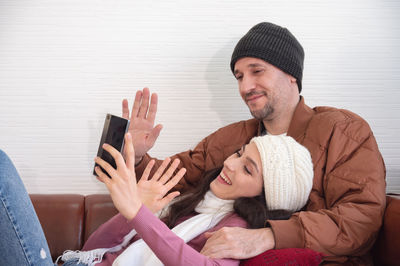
[130, 205, 242, 266]
[268, 119, 386, 256]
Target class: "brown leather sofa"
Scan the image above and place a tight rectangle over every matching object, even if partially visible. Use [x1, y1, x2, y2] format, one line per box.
[30, 194, 400, 265]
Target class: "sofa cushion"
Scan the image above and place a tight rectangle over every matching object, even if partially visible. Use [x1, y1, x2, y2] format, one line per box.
[240, 248, 324, 266]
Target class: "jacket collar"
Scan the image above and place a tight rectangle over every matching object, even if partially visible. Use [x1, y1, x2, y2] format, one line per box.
[258, 96, 315, 142]
[287, 96, 315, 142]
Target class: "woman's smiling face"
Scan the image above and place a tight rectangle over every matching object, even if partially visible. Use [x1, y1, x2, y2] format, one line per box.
[210, 142, 263, 200]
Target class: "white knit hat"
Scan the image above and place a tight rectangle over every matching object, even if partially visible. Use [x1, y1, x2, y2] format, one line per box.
[251, 135, 313, 212]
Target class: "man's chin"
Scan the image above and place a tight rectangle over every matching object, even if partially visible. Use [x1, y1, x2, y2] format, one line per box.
[250, 112, 264, 120]
[249, 107, 273, 120]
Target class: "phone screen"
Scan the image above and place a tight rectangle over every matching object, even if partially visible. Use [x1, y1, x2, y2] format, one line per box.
[94, 114, 130, 177]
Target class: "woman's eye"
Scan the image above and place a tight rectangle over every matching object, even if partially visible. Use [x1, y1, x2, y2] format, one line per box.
[235, 150, 241, 157]
[244, 166, 251, 175]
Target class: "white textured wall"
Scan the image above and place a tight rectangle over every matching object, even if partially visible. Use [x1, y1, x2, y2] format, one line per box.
[0, 0, 399, 194]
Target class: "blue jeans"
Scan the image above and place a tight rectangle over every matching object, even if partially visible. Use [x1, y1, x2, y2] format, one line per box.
[0, 149, 54, 266]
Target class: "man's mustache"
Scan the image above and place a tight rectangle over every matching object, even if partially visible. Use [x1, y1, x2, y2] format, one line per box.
[244, 91, 266, 101]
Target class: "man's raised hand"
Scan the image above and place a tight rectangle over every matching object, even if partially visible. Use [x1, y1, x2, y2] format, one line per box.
[122, 87, 163, 164]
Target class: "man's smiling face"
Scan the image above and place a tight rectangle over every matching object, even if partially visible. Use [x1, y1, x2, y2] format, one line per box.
[233, 57, 297, 122]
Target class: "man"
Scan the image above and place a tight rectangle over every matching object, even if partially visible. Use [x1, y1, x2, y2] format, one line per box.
[123, 22, 386, 264]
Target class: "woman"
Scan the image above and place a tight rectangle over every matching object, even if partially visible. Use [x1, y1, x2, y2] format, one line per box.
[0, 133, 313, 266]
[60, 133, 313, 266]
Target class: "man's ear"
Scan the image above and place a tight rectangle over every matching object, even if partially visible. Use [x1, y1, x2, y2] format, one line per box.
[287, 76, 299, 93]
[287, 75, 297, 88]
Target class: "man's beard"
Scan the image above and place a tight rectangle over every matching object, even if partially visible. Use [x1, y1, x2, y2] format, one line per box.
[244, 91, 275, 120]
[249, 103, 274, 120]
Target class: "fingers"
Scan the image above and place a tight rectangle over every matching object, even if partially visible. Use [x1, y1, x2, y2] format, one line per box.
[94, 166, 112, 186]
[141, 160, 155, 181]
[203, 231, 215, 239]
[131, 90, 142, 119]
[201, 227, 268, 259]
[151, 157, 171, 181]
[94, 157, 118, 178]
[124, 133, 135, 169]
[149, 158, 184, 186]
[146, 124, 163, 148]
[202, 228, 232, 247]
[200, 231, 231, 258]
[147, 93, 158, 124]
[122, 99, 129, 119]
[137, 87, 150, 118]
[159, 159, 181, 184]
[130, 88, 158, 121]
[100, 143, 126, 171]
[160, 191, 180, 207]
[163, 167, 186, 191]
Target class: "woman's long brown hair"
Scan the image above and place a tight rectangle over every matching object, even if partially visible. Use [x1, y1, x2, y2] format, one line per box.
[162, 168, 292, 229]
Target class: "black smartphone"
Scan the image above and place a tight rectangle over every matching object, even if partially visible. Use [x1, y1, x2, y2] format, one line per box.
[93, 114, 130, 177]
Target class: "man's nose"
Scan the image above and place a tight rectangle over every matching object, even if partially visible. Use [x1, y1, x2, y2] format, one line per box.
[239, 76, 256, 95]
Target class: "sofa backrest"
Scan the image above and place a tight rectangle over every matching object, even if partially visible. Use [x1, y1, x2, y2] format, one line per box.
[83, 194, 118, 243]
[30, 194, 85, 261]
[30, 194, 118, 261]
[372, 194, 400, 265]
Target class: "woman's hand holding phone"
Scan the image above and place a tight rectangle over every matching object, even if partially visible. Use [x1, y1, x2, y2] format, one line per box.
[94, 132, 186, 220]
[95, 133, 141, 220]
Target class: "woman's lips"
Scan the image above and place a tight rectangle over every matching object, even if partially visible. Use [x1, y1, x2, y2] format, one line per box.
[218, 171, 232, 185]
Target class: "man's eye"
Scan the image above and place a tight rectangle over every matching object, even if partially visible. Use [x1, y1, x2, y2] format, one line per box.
[235, 150, 241, 157]
[235, 75, 243, 80]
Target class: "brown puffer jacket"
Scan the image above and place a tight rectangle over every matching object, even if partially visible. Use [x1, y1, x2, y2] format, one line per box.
[135, 96, 386, 264]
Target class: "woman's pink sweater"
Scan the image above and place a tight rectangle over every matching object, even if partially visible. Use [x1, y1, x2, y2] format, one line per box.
[82, 204, 247, 265]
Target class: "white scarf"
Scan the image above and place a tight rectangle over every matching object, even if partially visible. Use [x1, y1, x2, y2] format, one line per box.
[58, 191, 234, 266]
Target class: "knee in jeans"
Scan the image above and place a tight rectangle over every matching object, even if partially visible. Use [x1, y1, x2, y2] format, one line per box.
[0, 149, 7, 160]
[0, 149, 19, 184]
[0, 149, 11, 164]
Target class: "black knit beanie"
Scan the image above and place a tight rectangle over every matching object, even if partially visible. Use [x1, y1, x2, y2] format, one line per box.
[231, 22, 304, 92]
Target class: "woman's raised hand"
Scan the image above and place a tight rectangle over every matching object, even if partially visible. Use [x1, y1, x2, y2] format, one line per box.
[138, 158, 186, 214]
[94, 132, 186, 220]
[94, 133, 142, 221]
